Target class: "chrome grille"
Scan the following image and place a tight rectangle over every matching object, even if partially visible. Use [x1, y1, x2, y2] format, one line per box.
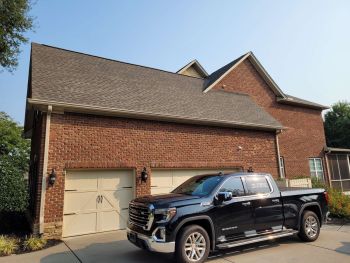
[129, 202, 153, 230]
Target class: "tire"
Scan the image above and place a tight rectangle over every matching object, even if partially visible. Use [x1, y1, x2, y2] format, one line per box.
[298, 210, 320, 242]
[175, 225, 210, 263]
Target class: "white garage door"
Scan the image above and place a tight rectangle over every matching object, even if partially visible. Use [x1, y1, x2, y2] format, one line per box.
[63, 170, 134, 237]
[151, 168, 240, 194]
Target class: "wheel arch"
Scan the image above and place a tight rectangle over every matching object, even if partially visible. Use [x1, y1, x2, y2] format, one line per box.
[298, 202, 323, 230]
[173, 216, 216, 251]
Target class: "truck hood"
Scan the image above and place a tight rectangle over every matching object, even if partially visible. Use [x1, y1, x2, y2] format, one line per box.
[133, 193, 201, 207]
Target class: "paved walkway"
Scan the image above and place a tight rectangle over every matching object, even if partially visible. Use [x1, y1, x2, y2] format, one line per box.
[1, 224, 349, 263]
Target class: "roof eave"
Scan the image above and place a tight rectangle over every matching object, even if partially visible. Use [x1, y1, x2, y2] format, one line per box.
[277, 97, 329, 110]
[324, 146, 350, 153]
[28, 98, 284, 132]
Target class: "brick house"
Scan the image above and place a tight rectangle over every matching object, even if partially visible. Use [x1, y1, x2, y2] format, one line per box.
[24, 43, 328, 238]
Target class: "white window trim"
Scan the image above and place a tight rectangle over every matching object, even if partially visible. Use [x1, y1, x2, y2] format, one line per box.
[309, 158, 324, 181]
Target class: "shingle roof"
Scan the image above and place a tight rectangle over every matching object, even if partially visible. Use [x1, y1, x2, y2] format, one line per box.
[27, 43, 283, 131]
[204, 54, 246, 88]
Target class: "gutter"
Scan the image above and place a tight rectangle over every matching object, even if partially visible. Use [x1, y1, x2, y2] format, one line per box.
[27, 98, 284, 132]
[39, 105, 52, 234]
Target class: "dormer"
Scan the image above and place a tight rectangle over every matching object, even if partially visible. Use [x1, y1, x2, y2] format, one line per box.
[177, 60, 208, 78]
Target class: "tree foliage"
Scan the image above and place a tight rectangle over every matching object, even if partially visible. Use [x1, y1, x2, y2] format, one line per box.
[0, 0, 34, 72]
[324, 101, 350, 149]
[0, 112, 30, 212]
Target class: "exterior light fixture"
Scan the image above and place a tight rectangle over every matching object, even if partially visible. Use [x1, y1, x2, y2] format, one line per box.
[49, 169, 57, 186]
[247, 167, 254, 173]
[140, 167, 148, 183]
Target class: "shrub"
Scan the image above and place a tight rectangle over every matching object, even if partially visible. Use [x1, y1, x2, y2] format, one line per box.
[311, 177, 328, 189]
[0, 112, 30, 212]
[0, 235, 18, 256]
[328, 188, 350, 219]
[23, 235, 47, 251]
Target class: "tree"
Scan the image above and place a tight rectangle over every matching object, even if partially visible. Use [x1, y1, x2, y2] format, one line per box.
[324, 101, 350, 149]
[0, 0, 34, 72]
[0, 112, 30, 212]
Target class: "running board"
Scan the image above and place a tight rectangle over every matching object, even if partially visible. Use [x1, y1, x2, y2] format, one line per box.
[217, 230, 298, 249]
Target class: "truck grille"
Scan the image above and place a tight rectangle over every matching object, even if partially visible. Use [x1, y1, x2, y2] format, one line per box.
[129, 201, 153, 230]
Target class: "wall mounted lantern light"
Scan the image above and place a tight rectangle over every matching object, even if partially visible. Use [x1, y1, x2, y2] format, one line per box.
[49, 168, 57, 186]
[140, 167, 148, 183]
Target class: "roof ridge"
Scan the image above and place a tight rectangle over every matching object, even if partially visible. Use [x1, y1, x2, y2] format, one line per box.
[31, 42, 205, 81]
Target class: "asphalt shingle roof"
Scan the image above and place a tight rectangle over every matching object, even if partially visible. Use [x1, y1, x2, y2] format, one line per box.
[28, 43, 283, 130]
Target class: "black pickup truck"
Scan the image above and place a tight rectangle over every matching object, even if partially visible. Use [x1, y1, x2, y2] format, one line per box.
[127, 172, 329, 263]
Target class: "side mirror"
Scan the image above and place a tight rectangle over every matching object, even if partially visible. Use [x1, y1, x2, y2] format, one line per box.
[216, 192, 232, 204]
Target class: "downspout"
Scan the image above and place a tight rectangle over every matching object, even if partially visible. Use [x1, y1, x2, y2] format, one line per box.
[39, 105, 52, 234]
[275, 129, 282, 178]
[324, 148, 332, 188]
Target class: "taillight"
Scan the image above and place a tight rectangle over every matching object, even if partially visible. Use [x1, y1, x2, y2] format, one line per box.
[324, 191, 329, 204]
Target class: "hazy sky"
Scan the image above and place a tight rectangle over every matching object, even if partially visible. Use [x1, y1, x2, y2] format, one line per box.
[1, 0, 349, 124]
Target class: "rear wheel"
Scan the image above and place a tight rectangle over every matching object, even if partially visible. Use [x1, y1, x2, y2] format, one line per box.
[298, 210, 320, 242]
[175, 225, 210, 263]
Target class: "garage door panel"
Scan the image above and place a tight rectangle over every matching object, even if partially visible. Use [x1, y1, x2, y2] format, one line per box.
[100, 210, 128, 232]
[99, 170, 134, 190]
[63, 169, 134, 237]
[65, 171, 98, 191]
[101, 189, 133, 210]
[151, 168, 239, 194]
[151, 186, 174, 195]
[64, 192, 98, 213]
[151, 170, 173, 187]
[63, 213, 97, 237]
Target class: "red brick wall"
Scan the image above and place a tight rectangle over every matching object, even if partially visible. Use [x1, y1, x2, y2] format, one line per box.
[43, 113, 278, 225]
[212, 59, 327, 178]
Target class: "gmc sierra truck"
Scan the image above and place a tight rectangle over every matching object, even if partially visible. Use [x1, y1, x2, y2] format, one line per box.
[127, 172, 329, 263]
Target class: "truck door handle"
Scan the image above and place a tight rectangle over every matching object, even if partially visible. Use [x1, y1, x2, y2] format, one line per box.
[242, 202, 251, 206]
[272, 199, 280, 203]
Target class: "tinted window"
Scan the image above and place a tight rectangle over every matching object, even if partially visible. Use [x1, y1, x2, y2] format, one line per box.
[245, 176, 271, 195]
[172, 174, 224, 197]
[219, 177, 245, 197]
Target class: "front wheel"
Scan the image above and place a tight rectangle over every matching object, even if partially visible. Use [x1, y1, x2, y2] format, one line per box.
[175, 225, 210, 263]
[298, 210, 320, 242]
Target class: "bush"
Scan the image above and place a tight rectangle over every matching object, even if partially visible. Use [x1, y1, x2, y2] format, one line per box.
[0, 235, 18, 256]
[328, 188, 350, 219]
[311, 177, 328, 189]
[0, 112, 30, 212]
[23, 236, 47, 251]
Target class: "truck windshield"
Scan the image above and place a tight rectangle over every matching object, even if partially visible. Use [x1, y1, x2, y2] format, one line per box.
[172, 174, 224, 197]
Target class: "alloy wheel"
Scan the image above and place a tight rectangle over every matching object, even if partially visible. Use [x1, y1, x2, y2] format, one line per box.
[184, 232, 206, 262]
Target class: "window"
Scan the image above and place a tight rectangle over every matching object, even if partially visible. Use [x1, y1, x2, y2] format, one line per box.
[279, 156, 285, 178]
[219, 177, 245, 197]
[245, 176, 271, 195]
[309, 158, 324, 180]
[172, 174, 224, 197]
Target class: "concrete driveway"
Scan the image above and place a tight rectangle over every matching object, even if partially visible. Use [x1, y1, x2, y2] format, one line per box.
[2, 224, 349, 263]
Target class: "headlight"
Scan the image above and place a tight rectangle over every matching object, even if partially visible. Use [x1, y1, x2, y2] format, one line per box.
[154, 207, 177, 223]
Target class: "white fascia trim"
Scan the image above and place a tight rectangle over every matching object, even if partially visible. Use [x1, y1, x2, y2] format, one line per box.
[203, 52, 251, 93]
[27, 98, 284, 131]
[39, 105, 52, 234]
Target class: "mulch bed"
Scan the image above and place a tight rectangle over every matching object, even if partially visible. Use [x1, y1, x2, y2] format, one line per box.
[0, 212, 61, 257]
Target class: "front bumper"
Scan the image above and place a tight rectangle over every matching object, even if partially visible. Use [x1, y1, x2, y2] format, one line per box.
[127, 228, 175, 253]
